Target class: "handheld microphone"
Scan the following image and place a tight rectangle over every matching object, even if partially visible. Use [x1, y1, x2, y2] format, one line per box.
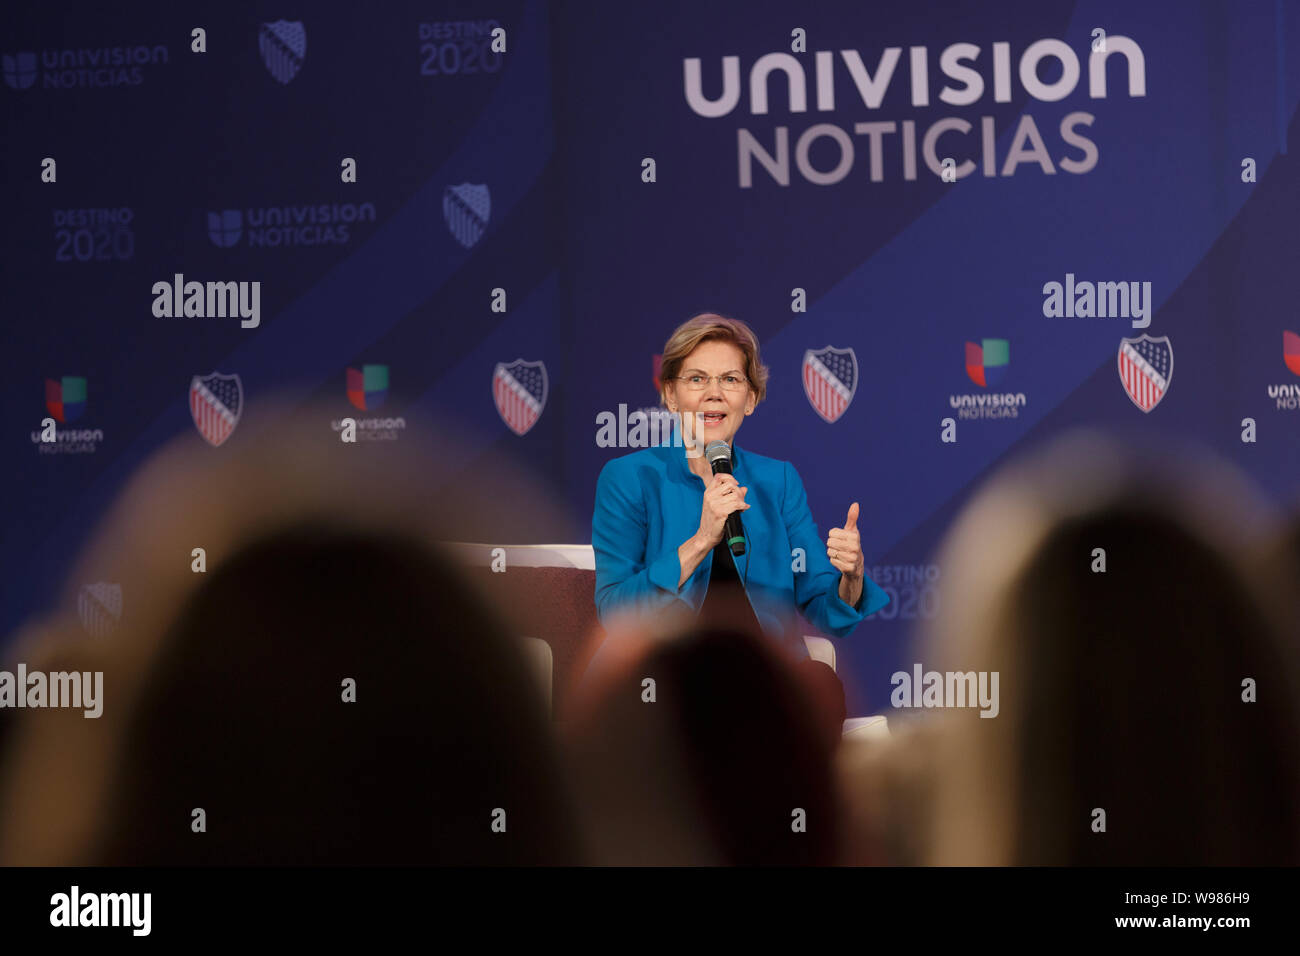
[705, 440, 746, 556]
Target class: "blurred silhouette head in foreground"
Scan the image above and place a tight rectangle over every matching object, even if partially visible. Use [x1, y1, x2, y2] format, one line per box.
[562, 594, 840, 865]
[99, 520, 574, 864]
[0, 404, 578, 864]
[921, 431, 1300, 865]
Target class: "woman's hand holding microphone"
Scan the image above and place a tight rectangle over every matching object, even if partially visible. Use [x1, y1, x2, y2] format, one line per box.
[677, 473, 750, 587]
[697, 473, 750, 547]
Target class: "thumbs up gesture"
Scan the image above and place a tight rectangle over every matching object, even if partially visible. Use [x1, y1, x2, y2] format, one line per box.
[828, 502, 865, 606]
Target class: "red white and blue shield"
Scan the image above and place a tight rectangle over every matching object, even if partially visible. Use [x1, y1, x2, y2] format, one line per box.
[190, 372, 244, 446]
[78, 581, 121, 637]
[493, 359, 547, 436]
[803, 346, 858, 423]
[1117, 335, 1173, 413]
[444, 183, 491, 249]
[259, 20, 306, 84]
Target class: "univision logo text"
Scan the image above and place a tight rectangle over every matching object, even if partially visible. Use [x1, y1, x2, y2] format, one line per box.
[208, 204, 377, 248]
[3, 45, 169, 90]
[684, 36, 1146, 187]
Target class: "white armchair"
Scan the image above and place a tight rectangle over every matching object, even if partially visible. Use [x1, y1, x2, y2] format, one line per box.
[446, 543, 887, 737]
[803, 635, 836, 671]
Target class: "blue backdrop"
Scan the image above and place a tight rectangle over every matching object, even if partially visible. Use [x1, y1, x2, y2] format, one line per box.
[4, 0, 1298, 711]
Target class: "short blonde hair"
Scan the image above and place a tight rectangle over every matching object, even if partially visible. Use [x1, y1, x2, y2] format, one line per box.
[659, 313, 769, 406]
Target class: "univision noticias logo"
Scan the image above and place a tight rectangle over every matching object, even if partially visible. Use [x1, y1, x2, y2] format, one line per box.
[347, 365, 388, 411]
[331, 365, 405, 441]
[207, 204, 377, 248]
[1267, 330, 1300, 411]
[46, 376, 86, 423]
[3, 45, 169, 90]
[33, 376, 103, 453]
[3, 53, 36, 89]
[949, 338, 1026, 419]
[965, 338, 1009, 387]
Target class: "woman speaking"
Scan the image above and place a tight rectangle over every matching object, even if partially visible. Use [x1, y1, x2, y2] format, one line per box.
[591, 313, 890, 667]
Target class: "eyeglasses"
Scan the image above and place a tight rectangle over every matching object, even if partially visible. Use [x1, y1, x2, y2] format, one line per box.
[676, 372, 749, 392]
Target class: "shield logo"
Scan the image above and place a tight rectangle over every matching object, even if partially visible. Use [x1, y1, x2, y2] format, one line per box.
[45, 376, 86, 424]
[965, 338, 1009, 388]
[208, 209, 242, 247]
[802, 346, 858, 423]
[493, 359, 547, 436]
[1117, 335, 1173, 412]
[443, 183, 491, 248]
[259, 20, 307, 84]
[2, 52, 37, 90]
[78, 582, 122, 637]
[190, 372, 244, 446]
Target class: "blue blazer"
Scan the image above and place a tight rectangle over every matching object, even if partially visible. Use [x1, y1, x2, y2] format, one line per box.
[592, 438, 890, 655]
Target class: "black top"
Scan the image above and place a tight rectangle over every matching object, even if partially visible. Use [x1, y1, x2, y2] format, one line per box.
[697, 538, 762, 632]
[709, 538, 741, 584]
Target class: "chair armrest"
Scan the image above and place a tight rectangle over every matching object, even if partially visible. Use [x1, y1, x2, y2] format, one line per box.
[802, 635, 836, 672]
[520, 637, 553, 718]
